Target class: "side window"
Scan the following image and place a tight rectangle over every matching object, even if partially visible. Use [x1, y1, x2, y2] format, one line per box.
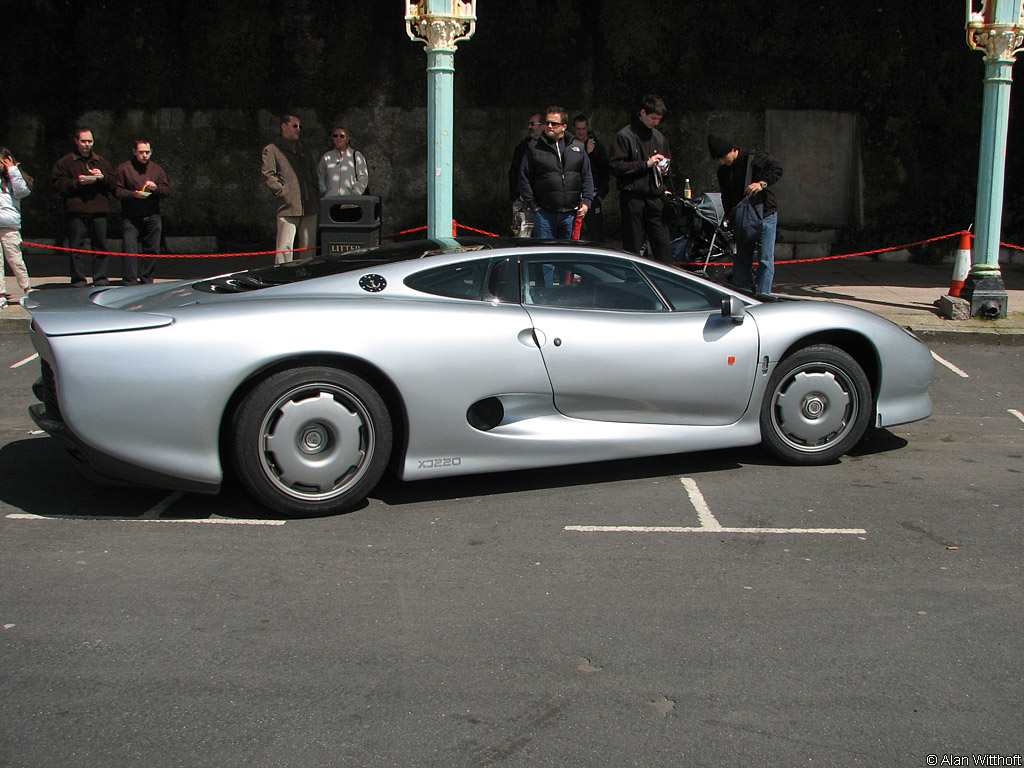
[485, 257, 520, 303]
[642, 266, 721, 312]
[522, 256, 666, 311]
[404, 259, 491, 300]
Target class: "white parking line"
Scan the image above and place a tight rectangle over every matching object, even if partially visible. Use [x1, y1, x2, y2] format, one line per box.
[931, 351, 969, 378]
[10, 353, 38, 369]
[6, 514, 285, 526]
[1009, 409, 1024, 424]
[566, 524, 867, 534]
[564, 477, 867, 535]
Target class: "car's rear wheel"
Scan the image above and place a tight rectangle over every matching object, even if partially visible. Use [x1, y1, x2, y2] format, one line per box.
[760, 344, 872, 465]
[231, 367, 392, 517]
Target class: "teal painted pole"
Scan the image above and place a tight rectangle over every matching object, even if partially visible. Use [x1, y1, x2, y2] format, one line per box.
[406, 1, 475, 242]
[964, 0, 1023, 318]
[426, 46, 455, 239]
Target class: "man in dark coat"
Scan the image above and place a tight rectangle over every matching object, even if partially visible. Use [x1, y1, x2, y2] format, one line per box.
[114, 139, 170, 284]
[52, 127, 116, 286]
[609, 94, 673, 263]
[508, 112, 543, 236]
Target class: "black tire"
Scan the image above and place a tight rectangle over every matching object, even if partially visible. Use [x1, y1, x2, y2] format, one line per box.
[231, 367, 392, 517]
[759, 344, 872, 465]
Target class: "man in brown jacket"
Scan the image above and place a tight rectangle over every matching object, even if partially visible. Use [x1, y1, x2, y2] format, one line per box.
[52, 127, 116, 286]
[261, 114, 318, 263]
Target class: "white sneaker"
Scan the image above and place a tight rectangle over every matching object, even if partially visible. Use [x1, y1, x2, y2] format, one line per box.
[0, 296, 8, 310]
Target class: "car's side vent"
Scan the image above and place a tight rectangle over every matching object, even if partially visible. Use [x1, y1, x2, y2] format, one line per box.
[467, 397, 504, 431]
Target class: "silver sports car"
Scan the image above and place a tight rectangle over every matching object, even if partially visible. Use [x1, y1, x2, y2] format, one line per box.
[25, 238, 933, 517]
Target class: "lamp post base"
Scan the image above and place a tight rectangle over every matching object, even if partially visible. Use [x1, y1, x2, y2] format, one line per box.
[962, 272, 1009, 319]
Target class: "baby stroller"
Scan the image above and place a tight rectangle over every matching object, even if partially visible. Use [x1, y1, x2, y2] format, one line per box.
[667, 192, 734, 279]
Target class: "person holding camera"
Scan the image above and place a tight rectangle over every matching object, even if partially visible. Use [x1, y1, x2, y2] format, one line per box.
[609, 94, 674, 263]
[0, 147, 33, 306]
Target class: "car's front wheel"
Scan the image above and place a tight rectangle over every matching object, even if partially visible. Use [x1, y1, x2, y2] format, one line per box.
[760, 344, 872, 465]
[231, 367, 392, 517]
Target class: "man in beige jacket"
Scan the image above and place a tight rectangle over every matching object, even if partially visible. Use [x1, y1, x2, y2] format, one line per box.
[261, 114, 318, 263]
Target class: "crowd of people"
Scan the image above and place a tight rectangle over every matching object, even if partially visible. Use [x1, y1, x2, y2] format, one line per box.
[0, 99, 786, 305]
[510, 93, 784, 292]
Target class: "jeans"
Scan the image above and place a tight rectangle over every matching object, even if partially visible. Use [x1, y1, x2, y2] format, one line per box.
[733, 212, 778, 294]
[531, 207, 575, 239]
[122, 214, 163, 284]
[67, 213, 109, 286]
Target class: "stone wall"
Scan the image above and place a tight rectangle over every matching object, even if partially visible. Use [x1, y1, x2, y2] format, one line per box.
[9, 106, 862, 254]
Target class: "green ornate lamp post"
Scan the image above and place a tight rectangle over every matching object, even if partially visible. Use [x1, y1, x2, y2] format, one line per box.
[964, 0, 1024, 318]
[405, 0, 476, 240]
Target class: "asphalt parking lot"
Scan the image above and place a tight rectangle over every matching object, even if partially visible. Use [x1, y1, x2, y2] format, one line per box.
[1, 334, 1022, 767]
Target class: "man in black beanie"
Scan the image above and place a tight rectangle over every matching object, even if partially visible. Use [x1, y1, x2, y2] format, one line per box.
[709, 133, 783, 293]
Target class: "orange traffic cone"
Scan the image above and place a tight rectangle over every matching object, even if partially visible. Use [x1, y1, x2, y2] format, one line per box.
[949, 231, 972, 297]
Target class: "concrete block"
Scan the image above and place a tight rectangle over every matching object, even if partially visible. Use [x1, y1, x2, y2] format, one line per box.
[778, 228, 839, 244]
[877, 248, 912, 262]
[937, 294, 970, 320]
[795, 243, 832, 260]
[165, 236, 218, 254]
[775, 242, 795, 260]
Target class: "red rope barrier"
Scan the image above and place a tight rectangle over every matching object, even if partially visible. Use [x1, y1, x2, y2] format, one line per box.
[454, 221, 500, 238]
[22, 241, 315, 259]
[677, 230, 968, 268]
[381, 225, 428, 239]
[21, 228, 1022, 264]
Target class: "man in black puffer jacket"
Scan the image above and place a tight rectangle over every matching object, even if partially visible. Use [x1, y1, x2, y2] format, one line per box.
[519, 106, 594, 239]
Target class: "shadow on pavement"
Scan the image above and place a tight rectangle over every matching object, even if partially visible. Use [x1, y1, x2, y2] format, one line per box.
[2, 430, 910, 519]
[0, 436, 286, 521]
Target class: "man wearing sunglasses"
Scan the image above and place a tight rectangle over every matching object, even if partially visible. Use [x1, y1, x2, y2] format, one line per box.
[518, 106, 594, 240]
[261, 114, 318, 263]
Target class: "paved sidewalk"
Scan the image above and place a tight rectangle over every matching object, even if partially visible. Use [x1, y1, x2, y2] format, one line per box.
[4, 255, 1024, 343]
[772, 257, 1024, 344]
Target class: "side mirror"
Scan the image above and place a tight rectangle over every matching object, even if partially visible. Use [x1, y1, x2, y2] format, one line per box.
[722, 295, 746, 324]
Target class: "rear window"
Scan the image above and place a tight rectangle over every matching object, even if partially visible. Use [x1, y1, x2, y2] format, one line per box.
[405, 259, 491, 300]
[194, 239, 494, 294]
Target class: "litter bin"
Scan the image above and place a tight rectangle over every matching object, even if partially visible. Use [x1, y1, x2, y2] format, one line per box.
[319, 195, 382, 256]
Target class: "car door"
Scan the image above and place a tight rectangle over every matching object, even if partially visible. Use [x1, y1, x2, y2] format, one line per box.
[520, 253, 760, 426]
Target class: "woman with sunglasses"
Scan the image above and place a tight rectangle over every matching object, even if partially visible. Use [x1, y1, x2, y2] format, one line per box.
[317, 126, 369, 198]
